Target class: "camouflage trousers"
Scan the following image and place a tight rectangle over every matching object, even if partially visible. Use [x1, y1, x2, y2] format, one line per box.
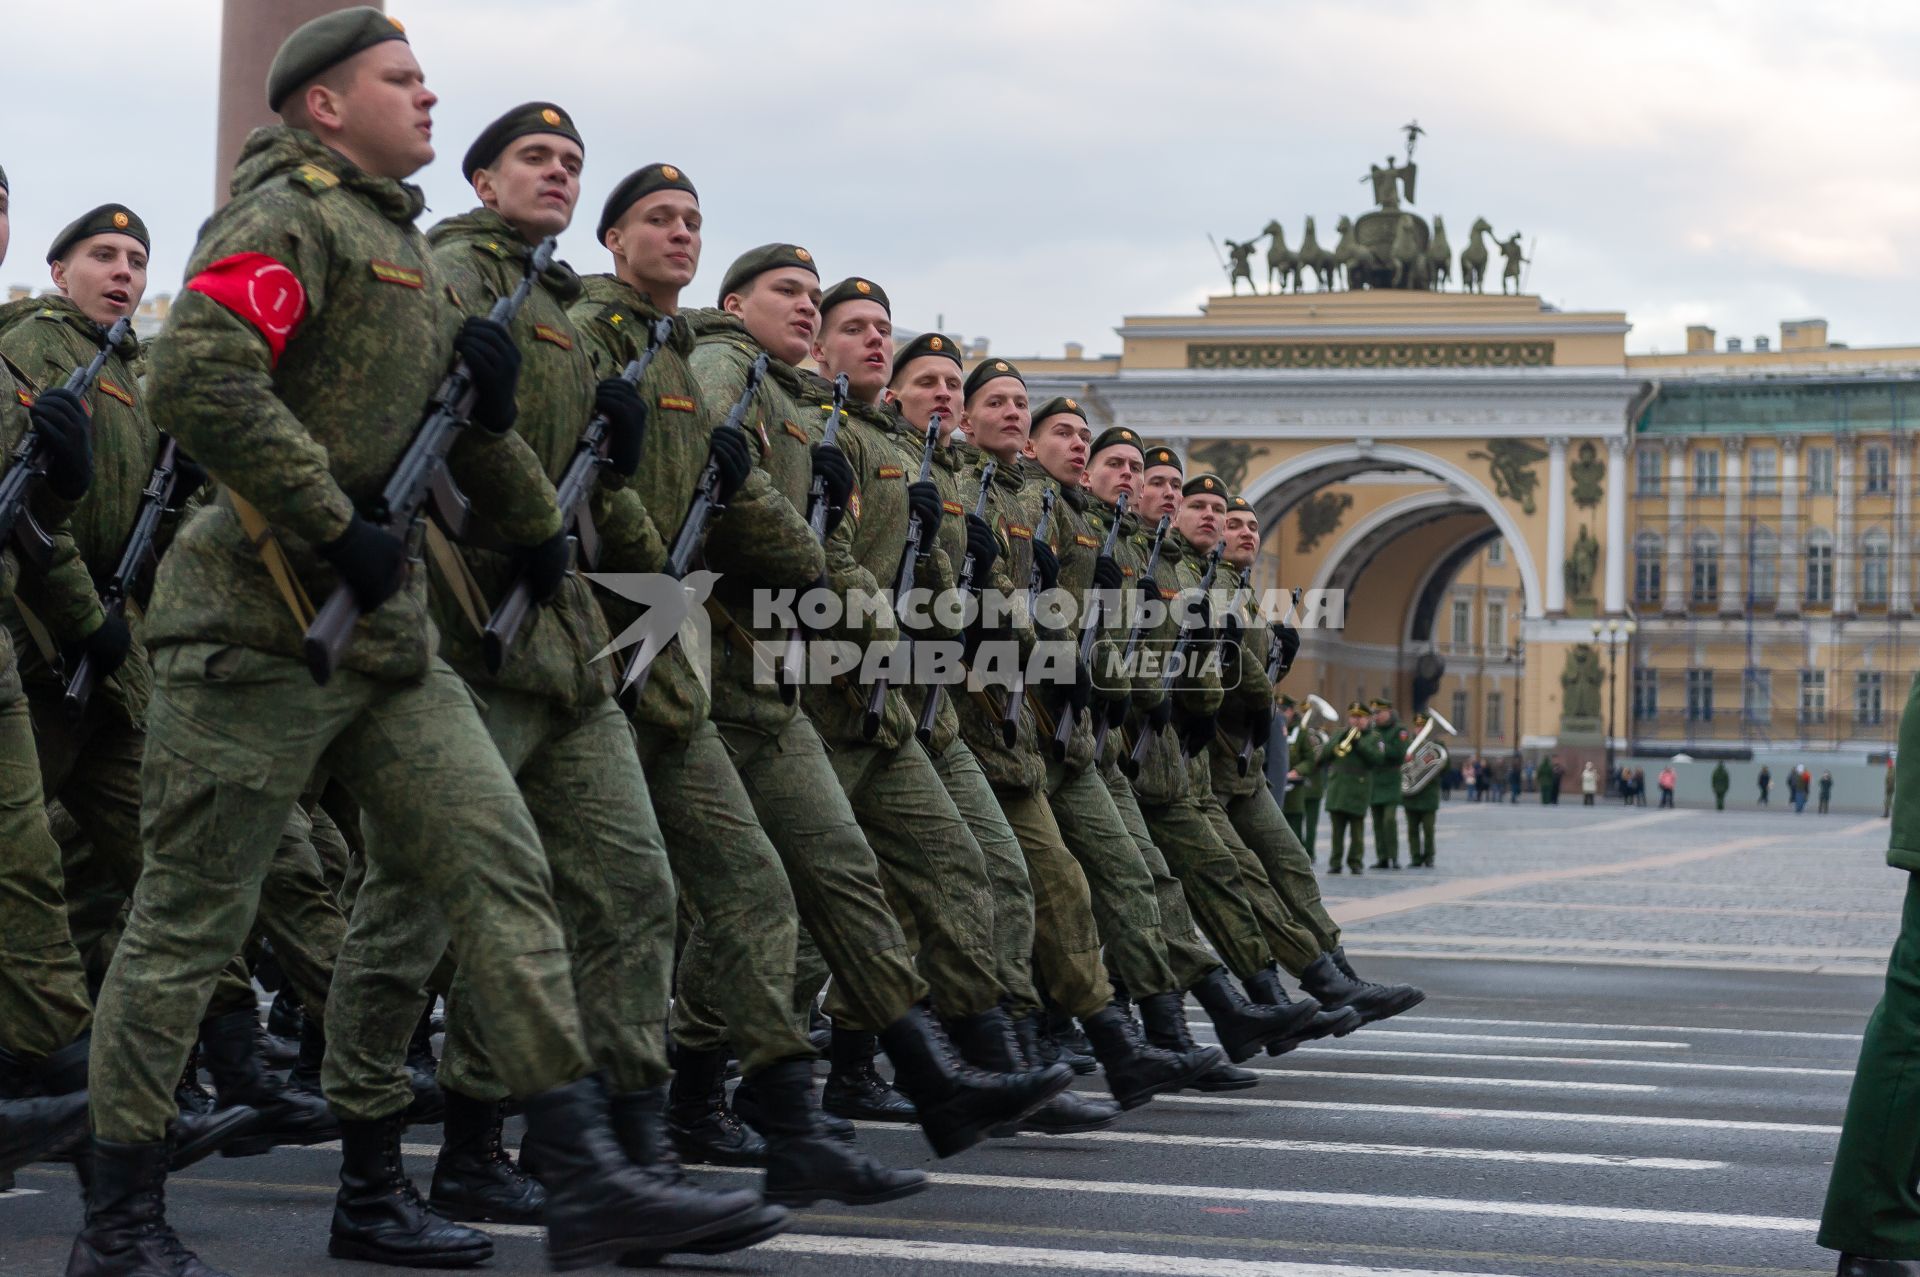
[1220, 778, 1342, 954]
[1045, 760, 1180, 1001]
[929, 739, 1040, 1017]
[991, 785, 1110, 1022]
[327, 686, 671, 1115]
[1200, 792, 1325, 976]
[1101, 765, 1218, 991]
[640, 718, 814, 1076]
[0, 646, 93, 1060]
[90, 643, 589, 1142]
[1137, 791, 1275, 982]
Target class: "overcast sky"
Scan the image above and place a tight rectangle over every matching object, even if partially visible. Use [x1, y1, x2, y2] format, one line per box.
[6, 0, 1918, 358]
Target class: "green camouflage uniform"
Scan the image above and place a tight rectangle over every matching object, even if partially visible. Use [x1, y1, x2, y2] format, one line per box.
[569, 274, 816, 1076]
[88, 127, 592, 1143]
[323, 210, 678, 1118]
[1366, 715, 1410, 867]
[1319, 728, 1371, 872]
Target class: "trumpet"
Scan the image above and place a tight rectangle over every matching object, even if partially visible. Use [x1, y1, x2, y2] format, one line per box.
[1332, 725, 1361, 756]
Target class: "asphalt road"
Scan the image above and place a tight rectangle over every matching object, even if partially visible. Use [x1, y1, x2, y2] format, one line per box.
[1, 803, 1894, 1276]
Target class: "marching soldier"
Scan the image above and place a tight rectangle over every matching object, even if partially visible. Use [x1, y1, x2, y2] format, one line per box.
[1403, 712, 1447, 867]
[1364, 697, 1410, 869]
[1321, 702, 1373, 873]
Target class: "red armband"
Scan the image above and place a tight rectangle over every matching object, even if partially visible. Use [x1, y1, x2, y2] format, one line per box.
[185, 253, 308, 365]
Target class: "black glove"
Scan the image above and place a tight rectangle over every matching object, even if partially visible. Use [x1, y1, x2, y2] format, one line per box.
[1092, 554, 1123, 593]
[66, 612, 130, 681]
[1067, 657, 1093, 715]
[29, 388, 92, 501]
[1147, 696, 1174, 732]
[319, 514, 408, 611]
[708, 427, 754, 502]
[516, 529, 572, 604]
[171, 451, 210, 504]
[906, 480, 944, 547]
[1250, 703, 1275, 747]
[1174, 702, 1216, 756]
[964, 514, 999, 578]
[1276, 621, 1301, 676]
[1031, 539, 1060, 592]
[1177, 591, 1211, 632]
[595, 377, 647, 477]
[810, 443, 855, 534]
[454, 316, 521, 435]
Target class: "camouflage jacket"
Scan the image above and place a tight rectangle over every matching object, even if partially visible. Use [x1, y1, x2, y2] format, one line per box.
[1128, 528, 1225, 807]
[880, 413, 971, 756]
[1208, 562, 1272, 799]
[0, 295, 157, 719]
[1086, 498, 1170, 729]
[143, 127, 560, 678]
[1025, 474, 1126, 777]
[951, 447, 1044, 795]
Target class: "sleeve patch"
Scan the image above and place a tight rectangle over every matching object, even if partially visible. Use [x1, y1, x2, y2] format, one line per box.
[184, 252, 308, 365]
[369, 260, 424, 288]
[876, 465, 904, 480]
[15, 389, 32, 408]
[657, 395, 695, 412]
[97, 379, 134, 407]
[531, 323, 573, 349]
[941, 500, 963, 515]
[1007, 523, 1033, 540]
[782, 421, 809, 443]
[1074, 534, 1099, 548]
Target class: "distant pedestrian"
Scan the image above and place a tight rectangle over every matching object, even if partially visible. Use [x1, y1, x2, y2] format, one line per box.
[1818, 771, 1833, 815]
[1507, 761, 1522, 803]
[1581, 762, 1597, 805]
[1758, 765, 1772, 806]
[1789, 766, 1809, 814]
[1711, 761, 1730, 811]
[1658, 765, 1677, 808]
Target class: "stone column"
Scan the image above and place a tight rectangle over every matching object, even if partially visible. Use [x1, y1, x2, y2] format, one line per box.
[1721, 437, 1744, 616]
[1604, 436, 1628, 615]
[1778, 435, 1802, 616]
[217, 0, 380, 203]
[1663, 438, 1686, 615]
[1834, 433, 1856, 616]
[1545, 436, 1568, 615]
[1894, 436, 1913, 615]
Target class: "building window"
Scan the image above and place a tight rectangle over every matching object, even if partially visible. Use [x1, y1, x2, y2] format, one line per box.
[1857, 672, 1885, 726]
[1800, 670, 1828, 724]
[1749, 448, 1778, 495]
[1743, 668, 1771, 722]
[1690, 530, 1720, 606]
[1692, 448, 1721, 496]
[1863, 529, 1891, 605]
[1486, 537, 1505, 566]
[1865, 445, 1892, 496]
[1806, 447, 1835, 496]
[1485, 691, 1503, 738]
[1806, 530, 1834, 604]
[1634, 532, 1664, 605]
[1485, 599, 1506, 654]
[1748, 525, 1778, 604]
[1451, 689, 1469, 731]
[1450, 597, 1471, 647]
[1635, 448, 1662, 496]
[1632, 668, 1658, 720]
[1685, 669, 1714, 722]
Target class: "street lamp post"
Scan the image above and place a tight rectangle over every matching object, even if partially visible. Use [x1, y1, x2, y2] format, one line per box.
[1590, 618, 1638, 778]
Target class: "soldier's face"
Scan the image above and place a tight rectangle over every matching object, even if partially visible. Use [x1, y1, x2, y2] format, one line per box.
[886, 356, 962, 441]
[1025, 413, 1089, 485]
[607, 190, 700, 293]
[1141, 465, 1182, 518]
[1373, 708, 1392, 727]
[54, 233, 147, 326]
[329, 43, 437, 177]
[1085, 446, 1142, 506]
[960, 378, 1029, 461]
[1224, 510, 1259, 568]
[475, 134, 581, 241]
[813, 298, 892, 402]
[1177, 492, 1225, 550]
[726, 268, 821, 365]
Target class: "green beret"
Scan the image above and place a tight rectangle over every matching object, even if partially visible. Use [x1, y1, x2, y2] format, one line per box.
[1142, 444, 1182, 473]
[718, 243, 818, 305]
[820, 276, 889, 320]
[1031, 396, 1087, 426]
[963, 357, 1024, 402]
[1089, 426, 1142, 460]
[267, 6, 409, 112]
[462, 101, 582, 182]
[1182, 472, 1227, 499]
[890, 332, 962, 382]
[48, 204, 149, 264]
[1227, 494, 1255, 515]
[597, 162, 698, 244]
[0, 164, 9, 193]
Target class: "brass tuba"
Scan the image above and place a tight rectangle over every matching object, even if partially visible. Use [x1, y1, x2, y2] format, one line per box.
[1402, 707, 1456, 795]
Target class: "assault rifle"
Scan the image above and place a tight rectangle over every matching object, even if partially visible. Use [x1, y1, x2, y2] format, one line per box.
[482, 313, 675, 673]
[1093, 512, 1169, 765]
[62, 435, 182, 718]
[0, 316, 133, 573]
[619, 352, 768, 701]
[1122, 541, 1223, 780]
[778, 372, 849, 702]
[303, 238, 555, 685]
[1051, 491, 1126, 761]
[862, 411, 940, 737]
[915, 459, 994, 746]
[1001, 485, 1054, 748]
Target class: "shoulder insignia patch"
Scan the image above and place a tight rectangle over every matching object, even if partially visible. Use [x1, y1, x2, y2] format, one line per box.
[1122, 566, 1135, 577]
[848, 490, 862, 521]
[291, 164, 339, 193]
[782, 420, 808, 443]
[445, 284, 463, 309]
[657, 395, 695, 412]
[941, 500, 963, 516]
[478, 240, 517, 261]
[15, 389, 32, 408]
[97, 379, 134, 407]
[369, 260, 424, 288]
[1159, 587, 1178, 600]
[532, 323, 573, 350]
[1008, 523, 1033, 541]
[1074, 534, 1099, 549]
[876, 465, 904, 480]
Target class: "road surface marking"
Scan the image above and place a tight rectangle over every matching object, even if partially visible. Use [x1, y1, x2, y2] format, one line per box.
[1400, 1015, 1863, 1042]
[1019, 1129, 1722, 1170]
[1144, 1094, 1839, 1135]
[1279, 1047, 1852, 1077]
[1227, 1069, 1659, 1093]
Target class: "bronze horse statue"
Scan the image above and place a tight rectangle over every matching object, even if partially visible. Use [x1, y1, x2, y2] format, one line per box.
[1263, 220, 1302, 293]
[1427, 215, 1452, 290]
[1389, 214, 1429, 289]
[1297, 216, 1337, 291]
[1460, 217, 1493, 294]
[1333, 215, 1383, 289]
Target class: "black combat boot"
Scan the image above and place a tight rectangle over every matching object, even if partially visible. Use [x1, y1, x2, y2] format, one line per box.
[1300, 949, 1426, 1027]
[0, 1037, 89, 1176]
[428, 1089, 545, 1224]
[750, 1060, 927, 1207]
[949, 1004, 1114, 1136]
[605, 1087, 787, 1265]
[1005, 1015, 1122, 1133]
[1079, 1005, 1217, 1111]
[265, 986, 303, 1044]
[174, 1046, 213, 1118]
[1136, 993, 1259, 1091]
[328, 1114, 493, 1267]
[1192, 968, 1321, 1061]
[1838, 1256, 1920, 1276]
[285, 1015, 324, 1099]
[666, 1046, 766, 1167]
[403, 1002, 446, 1125]
[877, 1003, 1072, 1158]
[734, 1071, 854, 1142]
[197, 1010, 338, 1157]
[1041, 1005, 1098, 1075]
[1244, 963, 1363, 1052]
[66, 1137, 231, 1277]
[821, 1029, 917, 1124]
[522, 1075, 787, 1271]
